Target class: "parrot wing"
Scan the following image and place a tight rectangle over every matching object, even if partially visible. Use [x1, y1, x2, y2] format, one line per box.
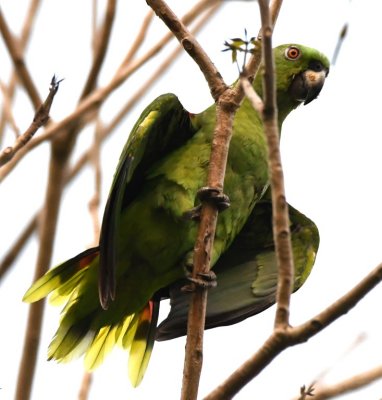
[98, 93, 196, 309]
[156, 199, 319, 341]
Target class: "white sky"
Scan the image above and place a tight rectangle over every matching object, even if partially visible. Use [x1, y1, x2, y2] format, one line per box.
[1, 1, 382, 399]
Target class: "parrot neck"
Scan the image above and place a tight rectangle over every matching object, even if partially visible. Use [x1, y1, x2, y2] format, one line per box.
[252, 74, 302, 128]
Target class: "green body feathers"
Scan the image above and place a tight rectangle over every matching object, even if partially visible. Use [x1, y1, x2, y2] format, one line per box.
[23, 44, 329, 386]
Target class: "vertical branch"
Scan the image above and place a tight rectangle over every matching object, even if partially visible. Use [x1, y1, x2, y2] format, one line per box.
[181, 93, 237, 400]
[78, 372, 93, 400]
[258, 0, 292, 329]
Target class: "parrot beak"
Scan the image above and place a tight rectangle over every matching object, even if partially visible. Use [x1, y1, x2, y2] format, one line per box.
[289, 63, 329, 105]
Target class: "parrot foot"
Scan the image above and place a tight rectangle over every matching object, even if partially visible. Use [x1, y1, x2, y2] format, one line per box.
[181, 270, 217, 292]
[182, 187, 230, 221]
[197, 186, 230, 212]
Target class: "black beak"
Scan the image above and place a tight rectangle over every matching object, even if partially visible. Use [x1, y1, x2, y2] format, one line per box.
[289, 62, 329, 105]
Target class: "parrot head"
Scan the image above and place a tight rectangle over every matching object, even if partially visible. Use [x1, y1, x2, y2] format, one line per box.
[263, 44, 330, 120]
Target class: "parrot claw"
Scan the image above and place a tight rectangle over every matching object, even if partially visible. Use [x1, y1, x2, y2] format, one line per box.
[197, 186, 230, 212]
[181, 270, 217, 292]
[182, 205, 202, 221]
[183, 187, 230, 220]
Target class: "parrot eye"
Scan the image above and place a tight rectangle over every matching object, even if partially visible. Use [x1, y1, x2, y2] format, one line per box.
[285, 46, 301, 60]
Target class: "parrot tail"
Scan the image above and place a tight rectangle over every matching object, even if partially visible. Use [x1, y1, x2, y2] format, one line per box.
[23, 247, 100, 304]
[23, 246, 160, 387]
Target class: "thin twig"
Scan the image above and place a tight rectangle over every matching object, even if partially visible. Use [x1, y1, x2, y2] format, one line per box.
[240, 76, 264, 114]
[146, 0, 226, 101]
[0, 8, 41, 109]
[0, 0, 41, 143]
[0, 80, 21, 137]
[81, 0, 117, 97]
[0, 76, 62, 166]
[0, 215, 38, 282]
[332, 23, 348, 65]
[312, 365, 382, 400]
[204, 262, 382, 399]
[117, 10, 154, 71]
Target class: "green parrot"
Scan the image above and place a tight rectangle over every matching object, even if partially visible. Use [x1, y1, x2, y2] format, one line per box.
[23, 44, 329, 386]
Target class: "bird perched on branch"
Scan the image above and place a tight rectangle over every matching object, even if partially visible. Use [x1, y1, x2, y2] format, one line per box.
[24, 44, 329, 386]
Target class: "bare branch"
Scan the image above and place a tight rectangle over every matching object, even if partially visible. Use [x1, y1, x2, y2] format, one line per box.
[118, 10, 154, 70]
[81, 0, 117, 97]
[0, 76, 62, 167]
[0, 215, 37, 281]
[312, 365, 382, 400]
[0, 0, 41, 143]
[146, 0, 227, 101]
[0, 8, 41, 109]
[240, 76, 264, 114]
[0, 80, 21, 137]
[332, 23, 348, 65]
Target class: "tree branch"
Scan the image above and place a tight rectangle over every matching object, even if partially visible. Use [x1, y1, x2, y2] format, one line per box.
[0, 214, 37, 281]
[0, 7, 41, 109]
[117, 10, 154, 71]
[81, 0, 117, 97]
[312, 364, 382, 400]
[0, 0, 41, 144]
[146, 0, 227, 101]
[0, 76, 62, 167]
[0, 79, 21, 137]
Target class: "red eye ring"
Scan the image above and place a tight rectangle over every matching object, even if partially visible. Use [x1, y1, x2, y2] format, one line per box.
[285, 46, 301, 60]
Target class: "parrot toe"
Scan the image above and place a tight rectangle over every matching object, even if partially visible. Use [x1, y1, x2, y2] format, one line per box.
[181, 270, 217, 292]
[182, 204, 202, 221]
[197, 186, 231, 212]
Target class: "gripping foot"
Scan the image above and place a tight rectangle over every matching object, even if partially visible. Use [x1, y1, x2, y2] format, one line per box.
[181, 263, 217, 292]
[182, 187, 230, 221]
[197, 186, 230, 212]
